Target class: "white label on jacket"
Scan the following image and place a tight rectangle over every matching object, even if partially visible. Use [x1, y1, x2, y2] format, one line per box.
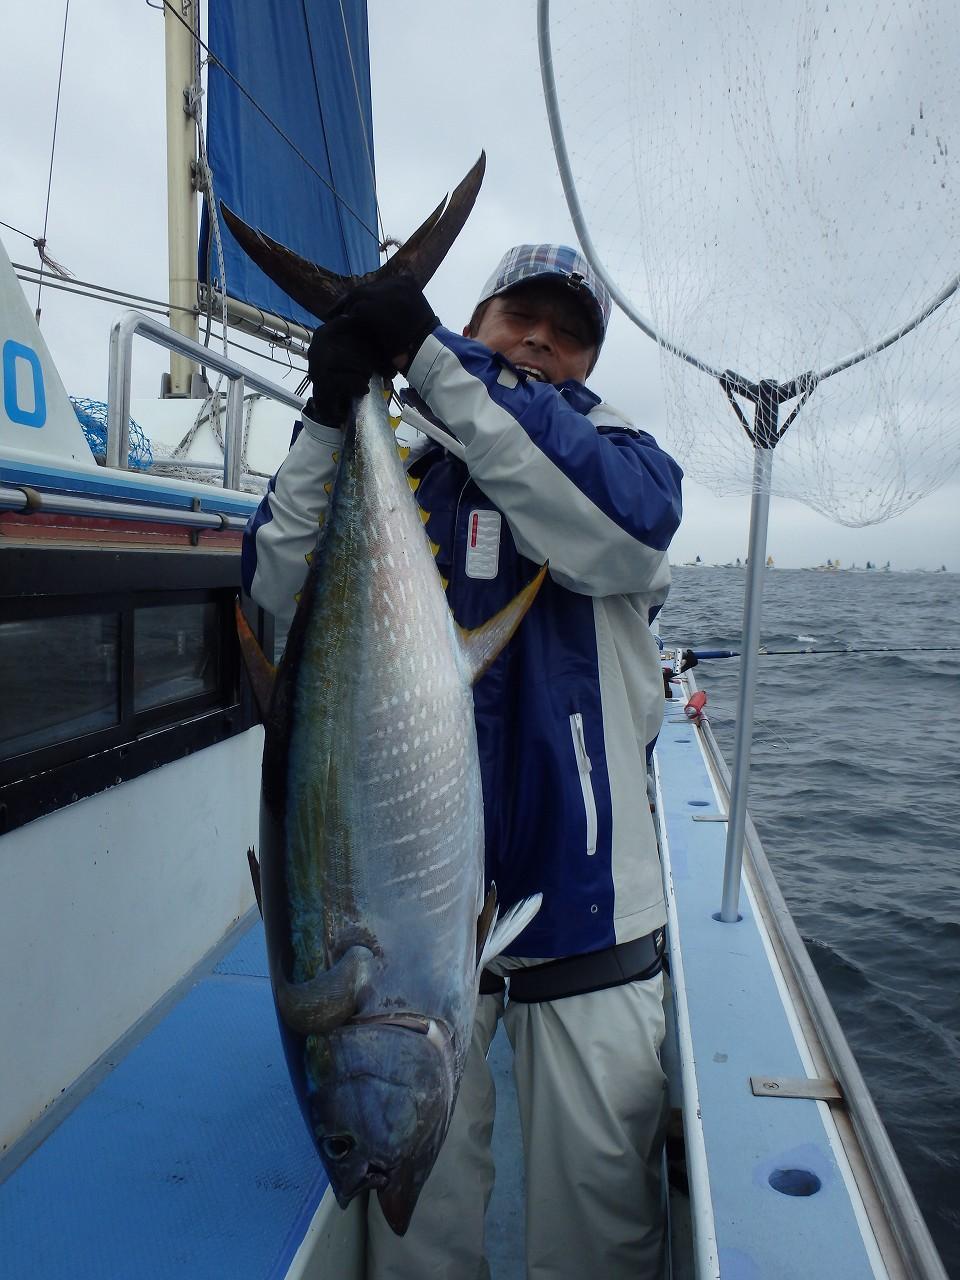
[465, 509, 501, 579]
[569, 713, 598, 857]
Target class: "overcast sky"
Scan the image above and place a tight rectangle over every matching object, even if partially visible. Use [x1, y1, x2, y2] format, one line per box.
[3, 0, 958, 570]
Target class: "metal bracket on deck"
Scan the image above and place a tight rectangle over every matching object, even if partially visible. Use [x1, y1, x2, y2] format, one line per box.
[750, 1076, 843, 1102]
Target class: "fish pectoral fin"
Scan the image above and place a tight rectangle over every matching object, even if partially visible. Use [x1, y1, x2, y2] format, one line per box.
[235, 601, 276, 720]
[457, 565, 548, 685]
[275, 946, 375, 1036]
[475, 885, 498, 968]
[247, 847, 263, 918]
[477, 894, 543, 972]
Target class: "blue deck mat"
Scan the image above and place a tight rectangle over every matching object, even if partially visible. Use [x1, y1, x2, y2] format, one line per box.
[656, 711, 879, 1279]
[0, 921, 329, 1280]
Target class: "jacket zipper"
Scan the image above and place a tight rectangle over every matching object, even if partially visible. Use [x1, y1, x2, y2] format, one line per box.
[446, 473, 473, 602]
[569, 713, 598, 857]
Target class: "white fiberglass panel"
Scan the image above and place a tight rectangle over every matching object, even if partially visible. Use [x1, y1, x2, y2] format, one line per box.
[0, 728, 262, 1154]
[0, 239, 95, 466]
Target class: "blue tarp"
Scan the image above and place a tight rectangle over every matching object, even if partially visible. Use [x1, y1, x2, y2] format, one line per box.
[200, 0, 379, 329]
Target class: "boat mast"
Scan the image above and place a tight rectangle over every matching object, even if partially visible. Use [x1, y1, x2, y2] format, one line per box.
[162, 0, 200, 397]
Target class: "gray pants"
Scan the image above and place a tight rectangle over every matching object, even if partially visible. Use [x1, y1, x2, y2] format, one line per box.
[367, 963, 668, 1280]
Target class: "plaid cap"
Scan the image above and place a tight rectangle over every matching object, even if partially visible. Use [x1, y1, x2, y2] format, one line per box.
[475, 244, 612, 348]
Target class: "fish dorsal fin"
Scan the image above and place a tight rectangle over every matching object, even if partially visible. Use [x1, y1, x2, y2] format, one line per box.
[475, 885, 498, 968]
[477, 894, 543, 973]
[457, 565, 548, 685]
[235, 601, 276, 720]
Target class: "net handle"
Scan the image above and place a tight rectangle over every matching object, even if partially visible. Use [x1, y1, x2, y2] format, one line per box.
[537, 0, 960, 392]
[816, 272, 960, 383]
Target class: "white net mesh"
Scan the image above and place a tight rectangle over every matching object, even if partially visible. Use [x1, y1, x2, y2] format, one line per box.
[545, 0, 960, 523]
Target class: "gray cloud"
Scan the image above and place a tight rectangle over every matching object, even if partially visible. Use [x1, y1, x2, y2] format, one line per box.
[2, 0, 956, 569]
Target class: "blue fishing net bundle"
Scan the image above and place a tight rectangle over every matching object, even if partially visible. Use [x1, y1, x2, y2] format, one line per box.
[70, 396, 153, 471]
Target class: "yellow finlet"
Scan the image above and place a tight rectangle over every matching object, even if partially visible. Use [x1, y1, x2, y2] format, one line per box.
[294, 590, 302, 604]
[439, 575, 449, 591]
[331, 451, 339, 464]
[407, 475, 421, 493]
[304, 550, 314, 566]
[429, 540, 440, 556]
[419, 508, 431, 524]
[323, 481, 333, 494]
[381, 387, 392, 402]
[389, 415, 402, 430]
[397, 445, 411, 461]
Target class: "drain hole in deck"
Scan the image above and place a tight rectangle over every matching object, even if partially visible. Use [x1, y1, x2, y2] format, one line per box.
[687, 800, 709, 807]
[769, 1167, 822, 1197]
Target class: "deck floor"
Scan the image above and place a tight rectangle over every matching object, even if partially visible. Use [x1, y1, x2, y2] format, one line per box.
[0, 920, 328, 1279]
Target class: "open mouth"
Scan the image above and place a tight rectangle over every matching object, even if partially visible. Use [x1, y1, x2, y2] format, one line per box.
[515, 364, 547, 382]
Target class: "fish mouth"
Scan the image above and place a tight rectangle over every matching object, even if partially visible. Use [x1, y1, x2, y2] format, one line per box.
[330, 1164, 420, 1237]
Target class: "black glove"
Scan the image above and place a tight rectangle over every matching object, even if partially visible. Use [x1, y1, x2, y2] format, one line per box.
[336, 275, 439, 373]
[305, 315, 387, 428]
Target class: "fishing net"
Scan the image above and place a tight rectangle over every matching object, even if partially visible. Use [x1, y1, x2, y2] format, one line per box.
[541, 0, 960, 524]
[71, 397, 153, 470]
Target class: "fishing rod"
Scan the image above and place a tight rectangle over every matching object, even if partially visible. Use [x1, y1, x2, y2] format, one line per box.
[673, 645, 960, 664]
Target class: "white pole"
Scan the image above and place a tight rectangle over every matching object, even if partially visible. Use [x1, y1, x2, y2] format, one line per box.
[163, 0, 199, 396]
[719, 445, 774, 921]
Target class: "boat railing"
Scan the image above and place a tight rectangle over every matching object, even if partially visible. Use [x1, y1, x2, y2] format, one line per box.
[107, 310, 304, 490]
[679, 662, 949, 1280]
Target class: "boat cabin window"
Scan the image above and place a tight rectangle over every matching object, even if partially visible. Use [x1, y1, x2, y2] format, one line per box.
[1, 613, 120, 756]
[134, 601, 221, 712]
[0, 548, 270, 835]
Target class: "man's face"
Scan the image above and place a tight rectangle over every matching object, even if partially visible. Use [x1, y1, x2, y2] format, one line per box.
[464, 279, 598, 385]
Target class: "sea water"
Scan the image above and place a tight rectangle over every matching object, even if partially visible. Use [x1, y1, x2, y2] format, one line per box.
[661, 566, 960, 1276]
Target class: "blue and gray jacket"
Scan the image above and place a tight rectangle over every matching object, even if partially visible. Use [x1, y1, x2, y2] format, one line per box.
[242, 326, 683, 958]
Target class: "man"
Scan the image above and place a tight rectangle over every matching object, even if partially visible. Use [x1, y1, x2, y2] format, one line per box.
[243, 244, 683, 1279]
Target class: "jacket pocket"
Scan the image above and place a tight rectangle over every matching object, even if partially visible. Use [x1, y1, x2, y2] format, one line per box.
[569, 712, 598, 857]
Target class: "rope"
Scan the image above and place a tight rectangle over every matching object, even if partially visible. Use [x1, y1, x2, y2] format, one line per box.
[14, 262, 197, 315]
[14, 268, 306, 374]
[157, 0, 379, 246]
[1, 219, 39, 242]
[192, 3, 228, 361]
[36, 0, 71, 325]
[300, 1, 353, 273]
[336, 0, 387, 259]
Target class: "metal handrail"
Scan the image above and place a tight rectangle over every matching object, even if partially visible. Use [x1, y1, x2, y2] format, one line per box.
[683, 666, 949, 1280]
[0, 484, 249, 530]
[107, 311, 305, 489]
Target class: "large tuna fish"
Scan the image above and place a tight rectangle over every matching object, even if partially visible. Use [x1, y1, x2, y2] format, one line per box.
[229, 159, 542, 1234]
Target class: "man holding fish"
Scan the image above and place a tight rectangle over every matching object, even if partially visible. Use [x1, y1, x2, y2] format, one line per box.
[243, 223, 683, 1278]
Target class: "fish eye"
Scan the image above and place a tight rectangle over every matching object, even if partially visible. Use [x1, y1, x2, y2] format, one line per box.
[321, 1134, 355, 1161]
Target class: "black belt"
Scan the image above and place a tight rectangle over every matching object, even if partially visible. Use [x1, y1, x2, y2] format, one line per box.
[478, 929, 665, 1003]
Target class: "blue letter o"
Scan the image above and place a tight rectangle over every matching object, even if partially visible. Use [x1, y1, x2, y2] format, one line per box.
[3, 340, 47, 428]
